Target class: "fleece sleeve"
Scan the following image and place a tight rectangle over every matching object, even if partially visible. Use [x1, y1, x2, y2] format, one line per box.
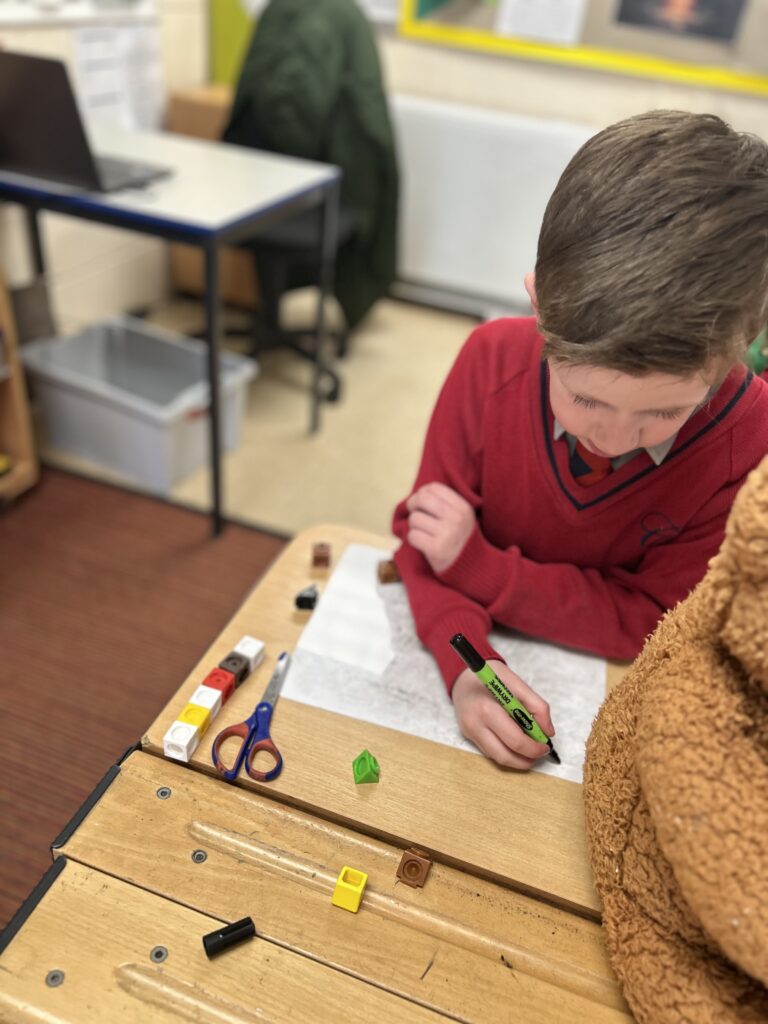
[392, 329, 505, 691]
[438, 480, 741, 660]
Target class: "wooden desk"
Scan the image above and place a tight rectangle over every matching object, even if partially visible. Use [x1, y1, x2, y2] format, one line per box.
[0, 525, 632, 1022]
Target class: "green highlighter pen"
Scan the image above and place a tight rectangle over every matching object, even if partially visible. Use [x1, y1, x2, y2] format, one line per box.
[450, 633, 561, 764]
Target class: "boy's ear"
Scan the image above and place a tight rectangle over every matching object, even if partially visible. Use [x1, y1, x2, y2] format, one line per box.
[524, 271, 539, 314]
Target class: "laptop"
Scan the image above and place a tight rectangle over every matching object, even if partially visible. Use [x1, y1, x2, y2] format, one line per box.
[0, 51, 171, 193]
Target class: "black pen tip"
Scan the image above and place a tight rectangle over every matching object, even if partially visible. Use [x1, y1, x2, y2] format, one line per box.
[548, 742, 561, 765]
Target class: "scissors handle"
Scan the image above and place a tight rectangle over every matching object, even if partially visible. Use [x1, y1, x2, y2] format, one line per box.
[244, 702, 283, 782]
[211, 720, 252, 783]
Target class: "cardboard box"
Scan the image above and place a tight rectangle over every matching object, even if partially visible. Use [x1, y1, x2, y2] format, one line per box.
[166, 84, 233, 139]
[166, 85, 260, 310]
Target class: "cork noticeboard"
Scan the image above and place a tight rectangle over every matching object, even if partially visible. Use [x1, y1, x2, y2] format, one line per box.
[400, 0, 768, 98]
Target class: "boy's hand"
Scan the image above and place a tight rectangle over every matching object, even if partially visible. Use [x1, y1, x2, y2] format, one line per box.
[406, 482, 476, 574]
[451, 661, 555, 770]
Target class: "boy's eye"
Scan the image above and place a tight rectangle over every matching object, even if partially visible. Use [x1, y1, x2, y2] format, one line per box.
[572, 394, 598, 409]
[571, 392, 687, 420]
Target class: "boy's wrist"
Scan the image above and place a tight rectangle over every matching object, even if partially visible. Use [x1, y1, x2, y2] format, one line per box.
[439, 526, 520, 606]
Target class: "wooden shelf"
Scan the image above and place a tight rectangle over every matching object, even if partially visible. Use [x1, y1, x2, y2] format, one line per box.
[0, 270, 39, 503]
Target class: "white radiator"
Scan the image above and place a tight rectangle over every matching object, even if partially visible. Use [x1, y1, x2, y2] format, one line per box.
[391, 94, 595, 315]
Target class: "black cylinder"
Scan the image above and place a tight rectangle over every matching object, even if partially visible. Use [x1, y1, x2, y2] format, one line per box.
[202, 916, 256, 958]
[450, 633, 485, 672]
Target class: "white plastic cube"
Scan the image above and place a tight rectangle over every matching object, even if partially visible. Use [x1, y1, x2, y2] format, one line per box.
[234, 635, 265, 673]
[189, 684, 223, 718]
[163, 721, 201, 763]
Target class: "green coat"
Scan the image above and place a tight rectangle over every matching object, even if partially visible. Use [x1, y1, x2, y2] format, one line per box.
[224, 0, 399, 328]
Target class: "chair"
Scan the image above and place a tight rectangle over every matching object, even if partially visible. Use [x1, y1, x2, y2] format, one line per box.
[224, 205, 360, 403]
[220, 0, 399, 406]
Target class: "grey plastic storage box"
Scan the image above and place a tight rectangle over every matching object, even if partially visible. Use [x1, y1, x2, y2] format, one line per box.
[22, 317, 257, 494]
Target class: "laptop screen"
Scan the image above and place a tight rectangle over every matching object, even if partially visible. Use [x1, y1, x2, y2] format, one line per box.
[0, 51, 100, 190]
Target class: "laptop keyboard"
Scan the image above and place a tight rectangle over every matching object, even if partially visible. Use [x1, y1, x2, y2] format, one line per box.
[95, 154, 170, 192]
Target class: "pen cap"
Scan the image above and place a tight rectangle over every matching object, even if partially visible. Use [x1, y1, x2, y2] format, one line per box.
[450, 633, 485, 672]
[202, 916, 256, 958]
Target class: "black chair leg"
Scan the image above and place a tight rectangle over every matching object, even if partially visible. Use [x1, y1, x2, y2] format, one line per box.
[249, 255, 342, 400]
[275, 337, 342, 402]
[335, 328, 350, 359]
[255, 257, 283, 334]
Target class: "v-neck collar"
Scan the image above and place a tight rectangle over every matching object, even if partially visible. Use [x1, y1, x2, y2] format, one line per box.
[538, 360, 753, 512]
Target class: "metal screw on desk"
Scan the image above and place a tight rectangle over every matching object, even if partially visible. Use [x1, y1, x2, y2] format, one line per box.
[192, 849, 207, 863]
[45, 970, 65, 987]
[156, 787, 172, 800]
[150, 946, 168, 963]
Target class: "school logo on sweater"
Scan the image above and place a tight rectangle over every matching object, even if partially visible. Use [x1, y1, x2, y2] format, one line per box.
[640, 512, 681, 547]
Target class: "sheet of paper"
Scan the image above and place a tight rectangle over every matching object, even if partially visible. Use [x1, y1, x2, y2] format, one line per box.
[0, 1, 157, 26]
[239, 0, 268, 15]
[495, 0, 587, 46]
[358, 0, 399, 22]
[293, 543, 395, 675]
[238, 0, 396, 22]
[73, 23, 164, 131]
[282, 544, 607, 783]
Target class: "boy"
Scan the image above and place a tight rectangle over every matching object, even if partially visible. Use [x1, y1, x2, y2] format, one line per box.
[392, 110, 768, 770]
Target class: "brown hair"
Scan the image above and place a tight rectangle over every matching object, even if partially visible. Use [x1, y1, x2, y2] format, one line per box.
[535, 110, 768, 376]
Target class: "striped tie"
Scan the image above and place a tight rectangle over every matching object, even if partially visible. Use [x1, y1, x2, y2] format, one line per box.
[570, 440, 613, 487]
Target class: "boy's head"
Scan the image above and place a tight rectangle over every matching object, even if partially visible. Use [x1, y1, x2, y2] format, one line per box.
[533, 109, 768, 379]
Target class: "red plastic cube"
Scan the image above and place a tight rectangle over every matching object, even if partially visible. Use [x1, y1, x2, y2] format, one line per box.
[202, 667, 236, 702]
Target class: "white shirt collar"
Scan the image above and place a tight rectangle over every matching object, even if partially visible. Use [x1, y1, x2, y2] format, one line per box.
[553, 419, 677, 467]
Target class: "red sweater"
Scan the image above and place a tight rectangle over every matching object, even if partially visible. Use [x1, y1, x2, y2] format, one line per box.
[392, 318, 768, 690]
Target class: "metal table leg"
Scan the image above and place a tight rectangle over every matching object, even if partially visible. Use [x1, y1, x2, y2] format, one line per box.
[203, 239, 224, 536]
[311, 181, 340, 434]
[25, 206, 46, 276]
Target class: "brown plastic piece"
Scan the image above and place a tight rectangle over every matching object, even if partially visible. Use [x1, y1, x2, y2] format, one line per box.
[377, 559, 401, 584]
[396, 847, 432, 888]
[312, 542, 331, 568]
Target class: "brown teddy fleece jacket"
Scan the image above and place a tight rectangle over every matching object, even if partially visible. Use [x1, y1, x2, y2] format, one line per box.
[583, 456, 768, 1024]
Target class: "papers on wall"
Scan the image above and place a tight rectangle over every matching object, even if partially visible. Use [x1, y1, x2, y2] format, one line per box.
[238, 0, 268, 16]
[357, 0, 399, 23]
[0, 1, 156, 25]
[282, 543, 608, 784]
[238, 0, 398, 24]
[73, 23, 164, 130]
[496, 0, 588, 47]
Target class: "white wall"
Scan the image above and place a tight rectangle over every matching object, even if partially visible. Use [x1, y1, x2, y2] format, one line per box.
[379, 33, 768, 139]
[157, 0, 208, 90]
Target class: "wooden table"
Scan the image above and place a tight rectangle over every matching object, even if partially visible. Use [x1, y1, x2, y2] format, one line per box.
[0, 525, 632, 1023]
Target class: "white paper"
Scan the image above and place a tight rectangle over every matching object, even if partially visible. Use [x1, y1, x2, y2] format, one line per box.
[0, 1, 157, 25]
[294, 544, 395, 675]
[237, 0, 396, 23]
[238, 0, 268, 15]
[282, 544, 607, 783]
[73, 23, 164, 131]
[496, 0, 587, 47]
[357, 0, 399, 23]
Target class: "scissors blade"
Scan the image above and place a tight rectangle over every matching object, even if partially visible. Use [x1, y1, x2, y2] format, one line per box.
[260, 651, 290, 706]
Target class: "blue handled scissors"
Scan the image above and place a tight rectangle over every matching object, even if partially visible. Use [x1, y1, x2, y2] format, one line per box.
[211, 652, 289, 783]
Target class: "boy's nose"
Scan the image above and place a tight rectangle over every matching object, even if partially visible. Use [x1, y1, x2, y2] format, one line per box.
[595, 426, 640, 456]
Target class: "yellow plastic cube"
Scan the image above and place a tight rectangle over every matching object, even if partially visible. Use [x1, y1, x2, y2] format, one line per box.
[178, 702, 211, 735]
[331, 866, 368, 913]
